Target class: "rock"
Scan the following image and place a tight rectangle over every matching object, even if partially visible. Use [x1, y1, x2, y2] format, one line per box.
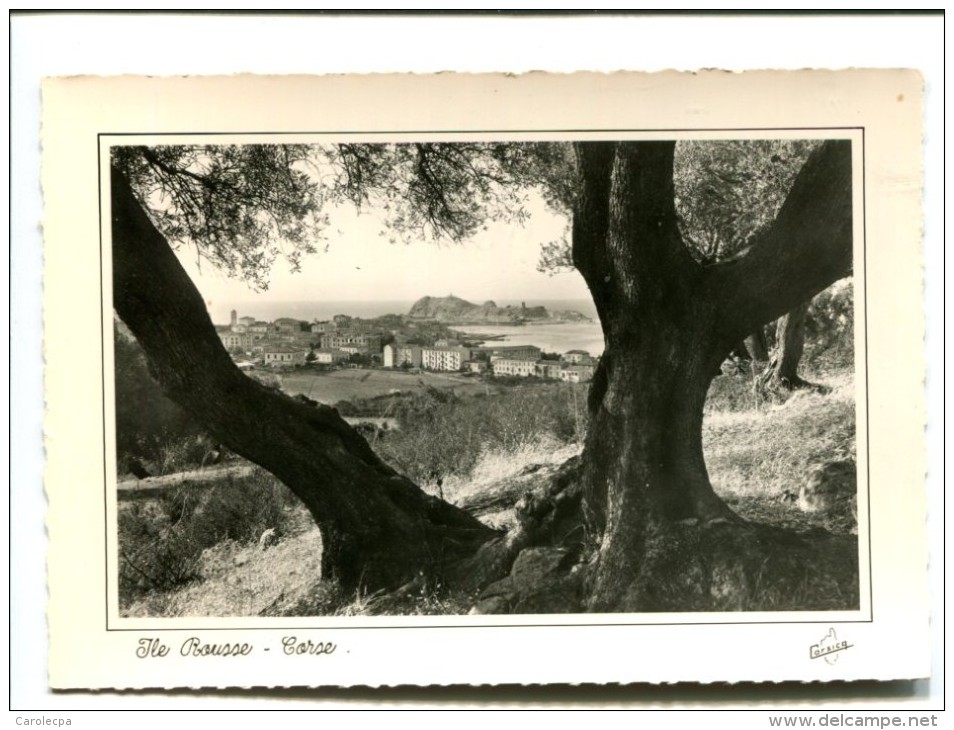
[511, 547, 574, 588]
[509, 547, 583, 613]
[479, 575, 514, 599]
[470, 547, 584, 615]
[468, 596, 511, 615]
[799, 460, 856, 512]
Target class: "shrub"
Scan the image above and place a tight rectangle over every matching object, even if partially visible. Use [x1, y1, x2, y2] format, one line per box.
[156, 434, 217, 475]
[805, 279, 854, 372]
[374, 382, 589, 484]
[705, 372, 766, 414]
[117, 468, 304, 608]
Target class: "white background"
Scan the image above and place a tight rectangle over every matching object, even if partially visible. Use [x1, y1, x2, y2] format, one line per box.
[9, 11, 945, 717]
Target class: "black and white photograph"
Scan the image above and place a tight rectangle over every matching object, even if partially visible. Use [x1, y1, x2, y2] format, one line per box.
[37, 67, 930, 692]
[109, 135, 861, 619]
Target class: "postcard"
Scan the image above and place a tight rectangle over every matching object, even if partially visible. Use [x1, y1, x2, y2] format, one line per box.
[42, 70, 928, 688]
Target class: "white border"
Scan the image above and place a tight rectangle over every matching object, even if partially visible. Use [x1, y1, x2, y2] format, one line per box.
[11, 12, 944, 713]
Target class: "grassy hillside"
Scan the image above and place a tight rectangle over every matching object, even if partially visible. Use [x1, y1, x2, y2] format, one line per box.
[118, 368, 857, 617]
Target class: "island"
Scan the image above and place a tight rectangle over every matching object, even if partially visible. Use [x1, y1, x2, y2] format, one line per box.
[407, 295, 591, 326]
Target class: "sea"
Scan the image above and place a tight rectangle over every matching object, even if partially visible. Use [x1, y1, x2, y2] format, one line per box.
[217, 299, 605, 356]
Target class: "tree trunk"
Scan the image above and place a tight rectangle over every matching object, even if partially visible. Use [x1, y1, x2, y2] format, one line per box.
[744, 327, 769, 362]
[581, 314, 741, 610]
[571, 140, 852, 611]
[110, 167, 496, 593]
[759, 301, 814, 392]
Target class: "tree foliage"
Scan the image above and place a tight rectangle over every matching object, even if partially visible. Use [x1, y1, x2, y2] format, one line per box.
[673, 139, 819, 264]
[113, 145, 325, 289]
[324, 142, 570, 243]
[805, 278, 854, 368]
[535, 139, 820, 274]
[114, 142, 577, 287]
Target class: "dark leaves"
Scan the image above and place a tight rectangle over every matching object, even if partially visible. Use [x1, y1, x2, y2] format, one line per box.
[673, 140, 820, 264]
[113, 144, 325, 289]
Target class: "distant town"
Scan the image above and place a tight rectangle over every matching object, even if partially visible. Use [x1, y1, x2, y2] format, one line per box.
[217, 298, 597, 384]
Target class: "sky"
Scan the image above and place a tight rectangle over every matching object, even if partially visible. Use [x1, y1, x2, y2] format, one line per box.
[177, 191, 594, 318]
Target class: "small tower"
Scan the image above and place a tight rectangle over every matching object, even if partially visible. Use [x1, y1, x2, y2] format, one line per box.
[230, 309, 237, 327]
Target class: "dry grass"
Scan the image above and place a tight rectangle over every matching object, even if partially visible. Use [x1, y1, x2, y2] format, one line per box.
[438, 436, 581, 504]
[117, 467, 310, 613]
[123, 529, 326, 617]
[704, 374, 856, 532]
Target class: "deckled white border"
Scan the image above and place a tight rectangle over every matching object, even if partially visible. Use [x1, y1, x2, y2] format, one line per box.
[13, 12, 940, 706]
[44, 69, 921, 691]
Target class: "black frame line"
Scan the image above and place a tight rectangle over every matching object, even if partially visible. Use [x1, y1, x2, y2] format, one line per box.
[98, 127, 870, 632]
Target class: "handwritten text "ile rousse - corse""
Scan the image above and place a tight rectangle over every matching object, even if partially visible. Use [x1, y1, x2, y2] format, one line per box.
[136, 636, 337, 658]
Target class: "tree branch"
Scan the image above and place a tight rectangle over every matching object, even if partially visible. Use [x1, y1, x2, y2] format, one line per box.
[707, 140, 853, 339]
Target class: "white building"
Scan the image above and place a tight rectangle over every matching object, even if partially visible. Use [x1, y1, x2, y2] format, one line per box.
[563, 349, 592, 364]
[492, 358, 537, 377]
[421, 346, 471, 372]
[338, 344, 369, 355]
[219, 331, 253, 352]
[312, 348, 349, 365]
[384, 344, 423, 368]
[559, 364, 595, 383]
[263, 345, 308, 366]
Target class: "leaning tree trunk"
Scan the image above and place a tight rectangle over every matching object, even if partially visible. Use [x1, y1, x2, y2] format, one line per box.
[111, 167, 497, 593]
[571, 140, 852, 611]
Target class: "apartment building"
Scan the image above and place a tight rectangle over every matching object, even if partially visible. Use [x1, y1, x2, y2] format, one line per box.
[384, 344, 423, 368]
[219, 331, 254, 352]
[492, 358, 537, 377]
[421, 346, 472, 372]
[321, 332, 383, 352]
[481, 344, 542, 362]
[534, 360, 563, 379]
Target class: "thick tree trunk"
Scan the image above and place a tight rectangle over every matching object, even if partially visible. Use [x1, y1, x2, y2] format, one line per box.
[581, 319, 740, 611]
[111, 167, 496, 593]
[571, 140, 852, 611]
